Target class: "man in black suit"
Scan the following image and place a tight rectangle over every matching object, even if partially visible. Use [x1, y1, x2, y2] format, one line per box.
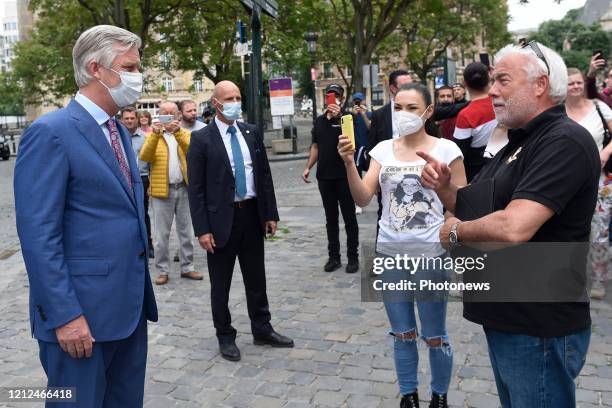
[187, 80, 293, 362]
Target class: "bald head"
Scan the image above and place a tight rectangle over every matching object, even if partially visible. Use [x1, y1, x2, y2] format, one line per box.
[212, 80, 242, 124]
[159, 101, 179, 115]
[213, 80, 240, 101]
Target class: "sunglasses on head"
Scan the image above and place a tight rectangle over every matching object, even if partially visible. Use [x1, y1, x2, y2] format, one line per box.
[521, 41, 550, 75]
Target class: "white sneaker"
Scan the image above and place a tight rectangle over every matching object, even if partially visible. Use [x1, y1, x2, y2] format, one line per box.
[590, 281, 606, 300]
[355, 206, 363, 215]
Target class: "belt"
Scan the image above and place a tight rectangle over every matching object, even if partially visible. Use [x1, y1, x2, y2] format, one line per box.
[169, 182, 185, 188]
[234, 198, 256, 208]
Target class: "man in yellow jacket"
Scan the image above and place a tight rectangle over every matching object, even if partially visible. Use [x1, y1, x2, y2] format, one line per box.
[140, 100, 203, 285]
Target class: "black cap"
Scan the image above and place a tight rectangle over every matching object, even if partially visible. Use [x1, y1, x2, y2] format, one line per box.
[324, 84, 344, 96]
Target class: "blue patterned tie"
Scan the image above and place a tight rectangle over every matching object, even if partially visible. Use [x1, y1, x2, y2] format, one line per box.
[228, 125, 247, 199]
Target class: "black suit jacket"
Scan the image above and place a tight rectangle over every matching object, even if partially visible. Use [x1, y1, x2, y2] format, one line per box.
[187, 120, 279, 249]
[366, 102, 393, 153]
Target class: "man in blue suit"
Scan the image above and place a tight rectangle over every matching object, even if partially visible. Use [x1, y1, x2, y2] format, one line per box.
[14, 25, 157, 407]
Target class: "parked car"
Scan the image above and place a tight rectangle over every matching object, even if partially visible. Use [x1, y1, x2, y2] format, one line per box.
[0, 135, 11, 160]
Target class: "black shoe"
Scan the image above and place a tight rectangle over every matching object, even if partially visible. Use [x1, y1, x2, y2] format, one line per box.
[148, 246, 154, 259]
[219, 341, 241, 361]
[253, 331, 294, 348]
[173, 253, 180, 262]
[346, 259, 359, 273]
[428, 393, 447, 408]
[401, 392, 419, 408]
[324, 257, 341, 272]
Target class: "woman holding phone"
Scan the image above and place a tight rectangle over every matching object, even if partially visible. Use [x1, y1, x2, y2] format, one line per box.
[338, 83, 466, 408]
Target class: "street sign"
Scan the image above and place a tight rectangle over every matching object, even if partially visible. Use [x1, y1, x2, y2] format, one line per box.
[234, 42, 249, 57]
[362, 64, 379, 88]
[240, 0, 278, 18]
[269, 77, 294, 116]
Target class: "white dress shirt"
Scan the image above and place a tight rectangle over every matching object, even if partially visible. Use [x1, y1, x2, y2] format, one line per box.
[214, 116, 256, 201]
[162, 132, 183, 184]
[74, 92, 130, 170]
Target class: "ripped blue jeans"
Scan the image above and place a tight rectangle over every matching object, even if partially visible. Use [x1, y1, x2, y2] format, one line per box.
[380, 254, 453, 396]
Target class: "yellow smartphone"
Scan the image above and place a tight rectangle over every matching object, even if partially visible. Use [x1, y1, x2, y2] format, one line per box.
[341, 114, 355, 150]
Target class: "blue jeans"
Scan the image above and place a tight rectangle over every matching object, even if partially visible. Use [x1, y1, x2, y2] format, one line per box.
[485, 327, 591, 408]
[381, 254, 453, 396]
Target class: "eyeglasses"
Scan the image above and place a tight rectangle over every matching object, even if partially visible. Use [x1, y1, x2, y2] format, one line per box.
[521, 40, 550, 75]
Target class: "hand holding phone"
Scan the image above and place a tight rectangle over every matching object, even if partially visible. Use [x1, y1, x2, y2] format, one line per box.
[341, 114, 356, 150]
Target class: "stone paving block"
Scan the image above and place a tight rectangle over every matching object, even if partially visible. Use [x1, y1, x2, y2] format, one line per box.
[150, 368, 184, 384]
[312, 376, 345, 392]
[251, 396, 287, 408]
[341, 365, 373, 381]
[258, 368, 292, 383]
[234, 366, 263, 378]
[459, 378, 495, 394]
[286, 372, 316, 386]
[313, 390, 349, 407]
[288, 348, 316, 360]
[580, 377, 612, 392]
[219, 394, 255, 408]
[193, 389, 229, 405]
[465, 393, 501, 408]
[170, 385, 201, 401]
[324, 332, 352, 342]
[143, 396, 177, 408]
[370, 368, 396, 383]
[254, 382, 289, 398]
[576, 388, 600, 404]
[346, 394, 382, 408]
[312, 351, 342, 363]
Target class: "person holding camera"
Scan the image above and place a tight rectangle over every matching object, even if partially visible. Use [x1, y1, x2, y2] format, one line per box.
[303, 84, 360, 273]
[140, 101, 202, 285]
[586, 51, 611, 108]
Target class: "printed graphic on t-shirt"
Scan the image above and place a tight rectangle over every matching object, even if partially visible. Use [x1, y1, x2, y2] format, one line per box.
[381, 166, 437, 232]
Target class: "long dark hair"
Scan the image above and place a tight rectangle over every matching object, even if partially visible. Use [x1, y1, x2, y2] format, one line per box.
[396, 83, 441, 138]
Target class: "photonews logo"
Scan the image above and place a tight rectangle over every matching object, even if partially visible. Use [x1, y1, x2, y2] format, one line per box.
[371, 254, 487, 275]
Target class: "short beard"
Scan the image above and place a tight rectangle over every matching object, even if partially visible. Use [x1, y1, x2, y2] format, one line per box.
[494, 90, 536, 129]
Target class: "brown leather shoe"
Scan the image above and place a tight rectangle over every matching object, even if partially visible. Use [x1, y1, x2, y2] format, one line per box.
[155, 274, 169, 285]
[181, 271, 203, 280]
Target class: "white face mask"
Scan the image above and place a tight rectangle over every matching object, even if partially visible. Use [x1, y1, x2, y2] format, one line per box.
[394, 107, 431, 136]
[99, 68, 143, 108]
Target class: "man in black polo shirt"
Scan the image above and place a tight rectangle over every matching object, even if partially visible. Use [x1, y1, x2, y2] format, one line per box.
[419, 42, 600, 406]
[302, 84, 359, 273]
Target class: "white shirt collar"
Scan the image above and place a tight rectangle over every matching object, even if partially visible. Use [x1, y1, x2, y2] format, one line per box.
[215, 116, 237, 137]
[74, 92, 111, 126]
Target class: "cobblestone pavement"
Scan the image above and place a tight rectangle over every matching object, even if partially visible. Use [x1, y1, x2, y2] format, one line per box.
[1, 159, 612, 408]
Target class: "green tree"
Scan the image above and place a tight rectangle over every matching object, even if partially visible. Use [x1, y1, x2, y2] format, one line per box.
[530, 8, 611, 72]
[0, 72, 25, 115]
[11, 0, 198, 104]
[401, 0, 511, 82]
[315, 0, 417, 94]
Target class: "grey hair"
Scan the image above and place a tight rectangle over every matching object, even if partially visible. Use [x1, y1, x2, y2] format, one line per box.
[72, 25, 141, 87]
[494, 42, 567, 104]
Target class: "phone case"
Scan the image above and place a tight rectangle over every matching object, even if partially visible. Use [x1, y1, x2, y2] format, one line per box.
[326, 93, 336, 106]
[341, 114, 355, 149]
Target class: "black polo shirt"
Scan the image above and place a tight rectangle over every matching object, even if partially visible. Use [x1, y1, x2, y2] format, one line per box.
[312, 113, 346, 180]
[463, 104, 601, 337]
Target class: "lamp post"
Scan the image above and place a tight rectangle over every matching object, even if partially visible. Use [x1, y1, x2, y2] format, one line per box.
[305, 31, 318, 125]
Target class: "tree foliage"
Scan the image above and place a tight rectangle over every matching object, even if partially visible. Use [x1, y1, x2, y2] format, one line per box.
[401, 0, 511, 82]
[0, 72, 25, 115]
[530, 8, 612, 72]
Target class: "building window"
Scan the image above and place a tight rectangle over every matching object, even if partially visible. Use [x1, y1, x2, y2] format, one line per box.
[193, 79, 203, 92]
[372, 86, 384, 106]
[161, 77, 173, 91]
[323, 63, 333, 79]
[346, 66, 352, 77]
[159, 52, 170, 69]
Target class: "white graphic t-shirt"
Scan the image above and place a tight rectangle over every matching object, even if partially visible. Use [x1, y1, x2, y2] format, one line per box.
[369, 138, 463, 257]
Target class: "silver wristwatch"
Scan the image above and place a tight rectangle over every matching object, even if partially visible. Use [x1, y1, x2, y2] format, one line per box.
[449, 222, 461, 250]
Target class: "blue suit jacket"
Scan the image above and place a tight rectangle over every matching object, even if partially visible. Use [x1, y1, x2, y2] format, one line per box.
[14, 99, 158, 343]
